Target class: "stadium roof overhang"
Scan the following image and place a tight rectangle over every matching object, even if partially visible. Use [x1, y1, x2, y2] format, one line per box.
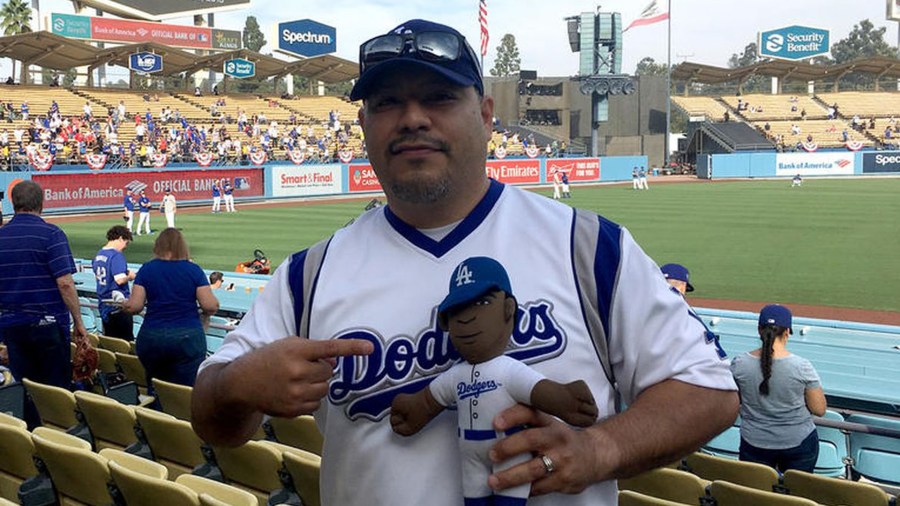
[280, 54, 358, 84]
[0, 32, 101, 77]
[673, 56, 900, 87]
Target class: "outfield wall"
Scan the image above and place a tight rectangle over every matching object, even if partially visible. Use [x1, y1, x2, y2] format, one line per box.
[698, 150, 900, 179]
[0, 155, 647, 216]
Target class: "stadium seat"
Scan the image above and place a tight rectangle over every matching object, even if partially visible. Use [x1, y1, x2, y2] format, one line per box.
[74, 390, 138, 451]
[0, 497, 17, 506]
[21, 378, 79, 433]
[32, 427, 112, 505]
[115, 352, 150, 394]
[96, 347, 118, 374]
[815, 410, 848, 477]
[683, 451, 780, 491]
[278, 446, 322, 506]
[846, 413, 900, 486]
[0, 412, 37, 502]
[133, 406, 206, 478]
[709, 480, 818, 506]
[618, 490, 695, 506]
[210, 440, 286, 506]
[176, 474, 258, 506]
[153, 377, 194, 421]
[100, 447, 168, 479]
[781, 469, 892, 506]
[266, 415, 324, 455]
[108, 459, 200, 506]
[617, 467, 709, 505]
[99, 334, 133, 354]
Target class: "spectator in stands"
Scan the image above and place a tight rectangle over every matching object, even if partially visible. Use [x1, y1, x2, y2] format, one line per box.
[827, 106, 835, 120]
[209, 271, 225, 290]
[4, 76, 13, 85]
[791, 124, 801, 136]
[124, 228, 218, 388]
[92, 225, 136, 341]
[723, 110, 729, 122]
[660, 263, 693, 296]
[194, 86, 202, 97]
[731, 304, 825, 474]
[0, 180, 87, 429]
[806, 134, 813, 144]
[763, 122, 770, 132]
[841, 129, 849, 142]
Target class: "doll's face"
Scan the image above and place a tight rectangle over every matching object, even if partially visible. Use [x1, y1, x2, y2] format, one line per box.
[443, 290, 516, 364]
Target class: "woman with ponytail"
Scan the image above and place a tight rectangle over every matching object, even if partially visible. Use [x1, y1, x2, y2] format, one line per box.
[730, 304, 826, 473]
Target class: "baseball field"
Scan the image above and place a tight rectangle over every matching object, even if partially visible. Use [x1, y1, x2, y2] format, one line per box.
[54, 177, 900, 316]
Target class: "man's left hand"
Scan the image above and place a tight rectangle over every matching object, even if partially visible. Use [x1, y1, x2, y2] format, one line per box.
[488, 404, 607, 496]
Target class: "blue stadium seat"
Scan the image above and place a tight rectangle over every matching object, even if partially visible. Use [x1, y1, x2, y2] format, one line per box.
[814, 410, 847, 477]
[846, 413, 900, 486]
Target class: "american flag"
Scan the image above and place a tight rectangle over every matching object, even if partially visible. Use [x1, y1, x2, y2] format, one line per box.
[478, 0, 489, 57]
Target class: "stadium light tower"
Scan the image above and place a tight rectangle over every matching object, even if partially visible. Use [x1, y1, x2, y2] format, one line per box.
[566, 6, 635, 156]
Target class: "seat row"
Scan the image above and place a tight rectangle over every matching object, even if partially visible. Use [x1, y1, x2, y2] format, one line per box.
[619, 452, 898, 506]
[1, 378, 324, 506]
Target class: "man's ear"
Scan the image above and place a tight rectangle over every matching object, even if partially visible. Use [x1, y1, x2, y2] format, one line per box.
[504, 295, 516, 322]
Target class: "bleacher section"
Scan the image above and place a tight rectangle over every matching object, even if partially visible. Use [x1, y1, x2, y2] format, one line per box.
[671, 96, 730, 121]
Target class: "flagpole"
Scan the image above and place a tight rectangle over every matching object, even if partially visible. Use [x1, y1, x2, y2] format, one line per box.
[664, 0, 672, 168]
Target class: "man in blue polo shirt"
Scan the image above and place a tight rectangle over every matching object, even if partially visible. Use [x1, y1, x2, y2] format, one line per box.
[0, 180, 88, 428]
[93, 225, 136, 341]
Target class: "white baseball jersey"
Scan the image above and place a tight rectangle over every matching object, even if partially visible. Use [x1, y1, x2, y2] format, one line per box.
[202, 180, 736, 506]
[430, 355, 544, 502]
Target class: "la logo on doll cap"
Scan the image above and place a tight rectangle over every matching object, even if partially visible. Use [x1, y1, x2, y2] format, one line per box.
[438, 256, 513, 317]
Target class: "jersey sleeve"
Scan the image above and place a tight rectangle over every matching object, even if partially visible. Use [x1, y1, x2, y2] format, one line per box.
[505, 358, 546, 404]
[427, 367, 458, 408]
[198, 256, 298, 372]
[605, 226, 737, 404]
[110, 252, 128, 285]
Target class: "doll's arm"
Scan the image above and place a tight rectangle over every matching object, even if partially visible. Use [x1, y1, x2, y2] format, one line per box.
[530, 379, 599, 427]
[390, 387, 446, 436]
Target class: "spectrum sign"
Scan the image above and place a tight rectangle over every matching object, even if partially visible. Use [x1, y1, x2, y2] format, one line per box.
[51, 13, 241, 50]
[758, 25, 829, 61]
[276, 19, 336, 58]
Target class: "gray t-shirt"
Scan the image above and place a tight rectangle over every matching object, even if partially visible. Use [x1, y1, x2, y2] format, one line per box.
[730, 352, 822, 449]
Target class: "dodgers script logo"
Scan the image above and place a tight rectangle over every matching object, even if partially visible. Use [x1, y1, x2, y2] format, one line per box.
[458, 379, 500, 400]
[330, 300, 566, 421]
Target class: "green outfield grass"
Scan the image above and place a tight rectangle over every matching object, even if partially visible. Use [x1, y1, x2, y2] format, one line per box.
[59, 178, 900, 313]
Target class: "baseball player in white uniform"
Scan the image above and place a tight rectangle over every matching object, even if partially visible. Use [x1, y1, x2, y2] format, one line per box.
[551, 170, 562, 200]
[223, 179, 235, 212]
[192, 19, 738, 506]
[160, 189, 176, 229]
[391, 256, 597, 505]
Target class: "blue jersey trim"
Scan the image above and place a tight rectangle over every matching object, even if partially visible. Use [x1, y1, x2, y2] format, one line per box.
[383, 179, 504, 258]
[288, 250, 309, 337]
[593, 216, 622, 342]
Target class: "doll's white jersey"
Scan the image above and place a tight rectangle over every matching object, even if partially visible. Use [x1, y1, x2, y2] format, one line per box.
[202, 180, 736, 506]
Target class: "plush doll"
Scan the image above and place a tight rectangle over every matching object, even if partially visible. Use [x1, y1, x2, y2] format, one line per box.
[390, 256, 598, 506]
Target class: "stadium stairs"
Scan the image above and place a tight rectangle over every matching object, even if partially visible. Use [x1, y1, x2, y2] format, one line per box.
[686, 120, 774, 154]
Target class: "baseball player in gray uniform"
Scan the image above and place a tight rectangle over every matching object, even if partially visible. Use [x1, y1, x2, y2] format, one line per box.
[391, 256, 597, 506]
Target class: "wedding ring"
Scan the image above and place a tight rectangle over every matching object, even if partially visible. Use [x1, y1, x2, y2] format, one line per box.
[540, 454, 555, 475]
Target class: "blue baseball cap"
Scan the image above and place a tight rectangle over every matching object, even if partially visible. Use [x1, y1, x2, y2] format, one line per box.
[759, 304, 793, 333]
[660, 263, 694, 292]
[438, 257, 513, 317]
[350, 19, 484, 101]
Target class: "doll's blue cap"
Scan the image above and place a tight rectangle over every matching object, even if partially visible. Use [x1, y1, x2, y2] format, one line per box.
[439, 256, 513, 317]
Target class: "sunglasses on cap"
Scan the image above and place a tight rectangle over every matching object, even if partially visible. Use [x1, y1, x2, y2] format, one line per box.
[359, 31, 477, 73]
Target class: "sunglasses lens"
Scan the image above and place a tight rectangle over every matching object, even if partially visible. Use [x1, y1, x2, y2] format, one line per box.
[416, 32, 460, 62]
[363, 35, 404, 66]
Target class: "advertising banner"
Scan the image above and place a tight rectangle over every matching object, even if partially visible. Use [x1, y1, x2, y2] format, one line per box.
[51, 13, 241, 50]
[758, 25, 829, 61]
[348, 164, 383, 193]
[485, 159, 541, 184]
[774, 152, 854, 176]
[272, 165, 342, 197]
[33, 169, 263, 210]
[224, 58, 255, 79]
[276, 19, 337, 58]
[129, 52, 163, 74]
[862, 151, 900, 173]
[546, 158, 601, 182]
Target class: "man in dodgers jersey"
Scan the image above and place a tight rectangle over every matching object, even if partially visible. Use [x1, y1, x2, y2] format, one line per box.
[92, 225, 136, 340]
[192, 19, 738, 506]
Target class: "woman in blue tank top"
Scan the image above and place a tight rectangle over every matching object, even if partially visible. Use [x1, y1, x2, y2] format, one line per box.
[125, 228, 219, 388]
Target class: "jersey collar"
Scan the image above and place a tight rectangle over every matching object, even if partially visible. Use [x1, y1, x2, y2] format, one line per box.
[384, 179, 504, 258]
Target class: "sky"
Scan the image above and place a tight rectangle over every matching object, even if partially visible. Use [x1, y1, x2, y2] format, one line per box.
[5, 0, 900, 79]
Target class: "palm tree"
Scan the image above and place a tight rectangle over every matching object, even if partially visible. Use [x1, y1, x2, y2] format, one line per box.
[0, 0, 33, 81]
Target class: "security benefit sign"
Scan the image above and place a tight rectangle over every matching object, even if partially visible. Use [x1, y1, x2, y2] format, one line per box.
[758, 25, 829, 61]
[276, 19, 336, 58]
[223, 58, 255, 79]
[862, 151, 900, 173]
[129, 52, 163, 74]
